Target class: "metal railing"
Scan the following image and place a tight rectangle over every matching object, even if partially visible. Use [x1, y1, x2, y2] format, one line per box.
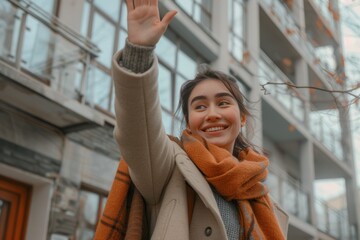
[311, 0, 338, 35]
[266, 168, 310, 223]
[259, 51, 306, 122]
[309, 112, 343, 160]
[260, 0, 341, 89]
[315, 200, 353, 239]
[0, 0, 101, 105]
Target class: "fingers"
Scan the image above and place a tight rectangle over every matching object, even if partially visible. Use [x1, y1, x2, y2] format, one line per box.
[126, 0, 134, 11]
[161, 10, 177, 27]
[134, 0, 142, 8]
[150, 0, 157, 7]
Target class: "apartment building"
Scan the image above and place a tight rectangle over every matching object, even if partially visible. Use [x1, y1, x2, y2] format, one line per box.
[0, 0, 359, 239]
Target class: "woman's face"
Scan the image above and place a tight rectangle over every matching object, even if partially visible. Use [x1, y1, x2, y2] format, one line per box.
[187, 79, 246, 153]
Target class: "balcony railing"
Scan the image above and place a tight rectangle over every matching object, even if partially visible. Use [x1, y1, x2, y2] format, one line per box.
[0, 0, 102, 108]
[311, 0, 338, 35]
[261, 0, 301, 44]
[259, 51, 306, 122]
[316, 200, 353, 239]
[266, 168, 310, 223]
[310, 112, 343, 160]
[260, 0, 341, 89]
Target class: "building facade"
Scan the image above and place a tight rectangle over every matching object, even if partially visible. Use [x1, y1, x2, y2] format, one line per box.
[0, 0, 359, 239]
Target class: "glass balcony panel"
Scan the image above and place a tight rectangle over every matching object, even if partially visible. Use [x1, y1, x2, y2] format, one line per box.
[0, 2, 20, 63]
[282, 181, 297, 215]
[328, 209, 341, 238]
[292, 97, 305, 122]
[120, 1, 128, 30]
[316, 202, 328, 232]
[298, 191, 309, 222]
[278, 85, 292, 110]
[21, 16, 53, 77]
[265, 172, 280, 202]
[118, 28, 127, 51]
[86, 66, 111, 110]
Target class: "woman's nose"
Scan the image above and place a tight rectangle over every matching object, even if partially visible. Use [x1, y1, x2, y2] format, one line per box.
[205, 106, 221, 121]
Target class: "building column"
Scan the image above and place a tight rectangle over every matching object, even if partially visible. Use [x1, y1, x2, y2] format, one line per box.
[246, 0, 262, 148]
[300, 140, 317, 226]
[211, 0, 229, 72]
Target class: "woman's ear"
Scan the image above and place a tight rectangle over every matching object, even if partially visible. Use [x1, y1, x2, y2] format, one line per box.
[241, 115, 247, 127]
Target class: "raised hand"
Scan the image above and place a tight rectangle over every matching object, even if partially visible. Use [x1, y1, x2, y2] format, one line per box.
[126, 0, 177, 46]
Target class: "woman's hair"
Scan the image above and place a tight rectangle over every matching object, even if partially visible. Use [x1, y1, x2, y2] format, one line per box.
[177, 67, 257, 156]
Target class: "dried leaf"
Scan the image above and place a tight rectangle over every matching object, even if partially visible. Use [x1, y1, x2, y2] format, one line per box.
[288, 124, 296, 132]
[281, 58, 292, 68]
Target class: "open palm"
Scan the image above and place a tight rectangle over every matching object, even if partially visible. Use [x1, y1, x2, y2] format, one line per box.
[126, 0, 177, 46]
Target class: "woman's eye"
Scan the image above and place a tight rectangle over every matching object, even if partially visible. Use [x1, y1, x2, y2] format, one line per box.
[195, 105, 206, 110]
[219, 101, 229, 106]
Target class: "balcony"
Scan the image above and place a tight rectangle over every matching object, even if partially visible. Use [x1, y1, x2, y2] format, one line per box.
[305, 0, 339, 44]
[310, 111, 343, 161]
[266, 170, 310, 224]
[0, 0, 119, 158]
[259, 51, 306, 123]
[315, 200, 353, 239]
[259, 0, 341, 95]
[0, 0, 109, 128]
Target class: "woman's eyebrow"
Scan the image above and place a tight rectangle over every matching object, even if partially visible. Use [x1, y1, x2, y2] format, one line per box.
[190, 92, 234, 105]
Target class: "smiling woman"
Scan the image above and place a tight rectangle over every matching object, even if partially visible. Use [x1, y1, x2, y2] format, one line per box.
[94, 0, 288, 239]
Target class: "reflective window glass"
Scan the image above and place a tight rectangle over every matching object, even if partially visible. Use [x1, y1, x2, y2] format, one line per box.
[156, 35, 176, 67]
[81, 2, 90, 36]
[228, 0, 246, 62]
[29, 0, 55, 13]
[87, 67, 112, 109]
[174, 0, 212, 31]
[91, 13, 115, 68]
[174, 74, 187, 111]
[94, 0, 120, 21]
[177, 49, 197, 80]
[162, 110, 172, 134]
[158, 64, 172, 111]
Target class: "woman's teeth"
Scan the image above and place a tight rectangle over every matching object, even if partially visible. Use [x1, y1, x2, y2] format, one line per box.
[205, 126, 225, 132]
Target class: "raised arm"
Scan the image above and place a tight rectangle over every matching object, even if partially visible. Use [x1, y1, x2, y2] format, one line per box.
[112, 0, 177, 204]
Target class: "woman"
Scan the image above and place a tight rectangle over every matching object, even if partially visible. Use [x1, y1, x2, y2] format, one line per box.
[95, 0, 288, 239]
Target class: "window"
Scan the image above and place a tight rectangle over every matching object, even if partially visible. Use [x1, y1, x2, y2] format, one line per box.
[155, 29, 205, 136]
[81, 0, 127, 114]
[76, 189, 107, 240]
[174, 0, 212, 32]
[228, 0, 246, 62]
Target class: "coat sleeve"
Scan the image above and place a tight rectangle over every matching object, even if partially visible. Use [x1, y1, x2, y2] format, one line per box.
[112, 51, 175, 204]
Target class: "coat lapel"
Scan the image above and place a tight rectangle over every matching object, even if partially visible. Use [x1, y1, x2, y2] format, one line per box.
[175, 156, 222, 219]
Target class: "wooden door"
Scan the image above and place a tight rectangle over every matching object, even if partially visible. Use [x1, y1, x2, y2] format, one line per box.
[0, 176, 32, 240]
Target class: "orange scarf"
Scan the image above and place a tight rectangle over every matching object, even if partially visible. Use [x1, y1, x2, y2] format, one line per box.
[94, 160, 147, 240]
[181, 130, 285, 239]
[94, 131, 285, 239]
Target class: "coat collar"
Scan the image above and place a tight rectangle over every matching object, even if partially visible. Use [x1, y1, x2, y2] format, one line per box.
[175, 155, 222, 219]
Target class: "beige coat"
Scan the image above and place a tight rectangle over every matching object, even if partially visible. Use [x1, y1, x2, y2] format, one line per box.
[112, 51, 289, 239]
